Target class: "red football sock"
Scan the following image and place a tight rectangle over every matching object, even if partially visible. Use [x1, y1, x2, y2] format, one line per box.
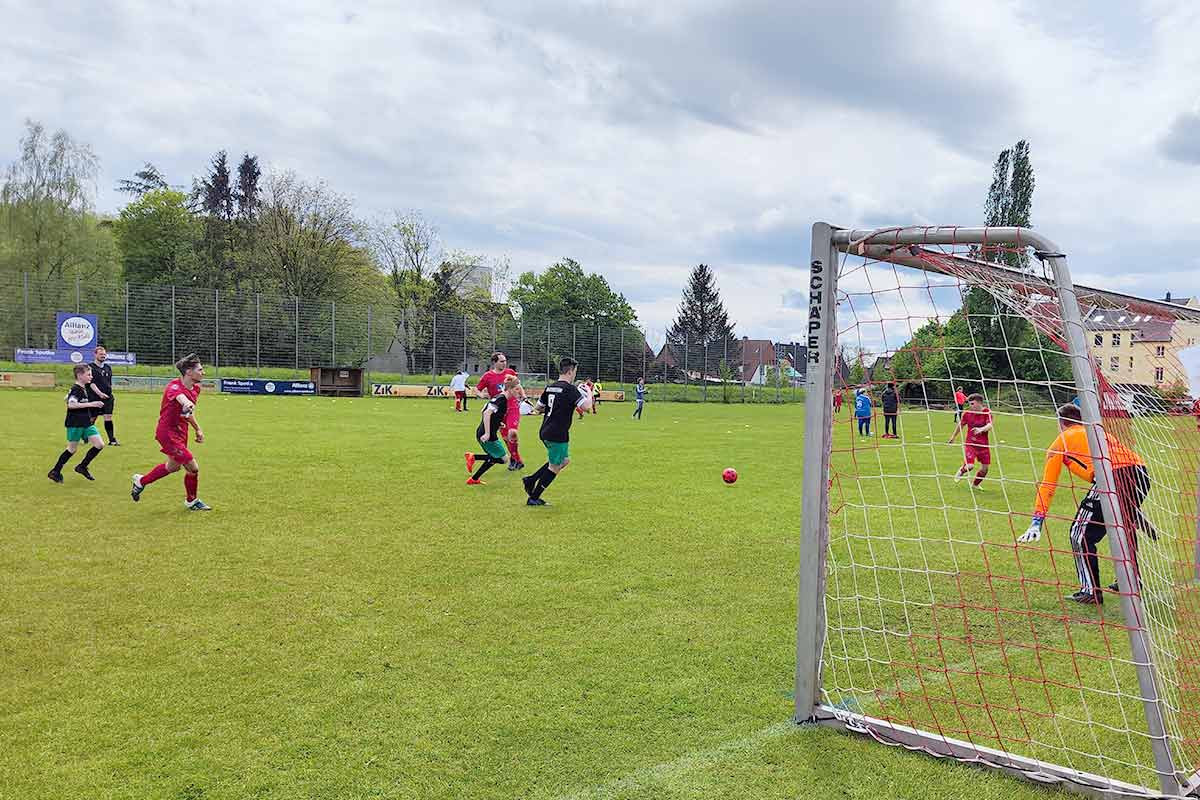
[142, 463, 170, 485]
[972, 475, 984, 486]
[184, 473, 198, 502]
[506, 437, 519, 460]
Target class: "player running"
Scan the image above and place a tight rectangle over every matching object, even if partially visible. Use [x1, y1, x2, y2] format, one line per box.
[48, 363, 106, 483]
[89, 343, 120, 445]
[450, 367, 470, 412]
[130, 353, 211, 511]
[524, 357, 591, 506]
[1017, 403, 1154, 605]
[948, 393, 993, 488]
[464, 375, 521, 484]
[476, 352, 524, 467]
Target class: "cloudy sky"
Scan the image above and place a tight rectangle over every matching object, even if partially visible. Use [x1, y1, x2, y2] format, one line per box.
[6, 0, 1200, 346]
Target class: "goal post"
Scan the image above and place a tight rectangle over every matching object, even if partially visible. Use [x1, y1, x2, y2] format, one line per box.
[796, 224, 1200, 798]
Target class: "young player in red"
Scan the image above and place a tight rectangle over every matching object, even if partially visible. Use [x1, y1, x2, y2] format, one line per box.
[833, 389, 843, 414]
[130, 353, 211, 511]
[948, 393, 993, 488]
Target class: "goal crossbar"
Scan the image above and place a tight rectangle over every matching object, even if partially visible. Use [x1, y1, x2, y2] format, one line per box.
[797, 223, 1199, 798]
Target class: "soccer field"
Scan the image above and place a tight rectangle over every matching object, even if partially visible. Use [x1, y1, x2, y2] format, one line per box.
[0, 391, 1072, 800]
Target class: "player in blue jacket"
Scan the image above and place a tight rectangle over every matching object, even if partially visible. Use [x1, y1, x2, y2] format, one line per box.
[854, 387, 873, 437]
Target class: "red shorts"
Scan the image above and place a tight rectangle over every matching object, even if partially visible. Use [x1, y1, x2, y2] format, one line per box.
[454, 390, 466, 400]
[157, 433, 194, 465]
[502, 411, 521, 436]
[963, 444, 991, 466]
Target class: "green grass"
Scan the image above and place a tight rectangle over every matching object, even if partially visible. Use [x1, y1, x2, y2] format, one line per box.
[0, 392, 1076, 800]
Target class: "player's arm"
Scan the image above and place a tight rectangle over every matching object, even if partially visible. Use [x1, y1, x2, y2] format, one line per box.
[480, 404, 497, 441]
[974, 414, 994, 436]
[1019, 436, 1067, 542]
[474, 376, 490, 400]
[947, 417, 964, 444]
[67, 393, 103, 410]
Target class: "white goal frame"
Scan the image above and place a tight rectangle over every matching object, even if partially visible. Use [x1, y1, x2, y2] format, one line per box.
[795, 223, 1200, 799]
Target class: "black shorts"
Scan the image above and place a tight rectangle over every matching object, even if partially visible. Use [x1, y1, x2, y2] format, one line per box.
[99, 395, 115, 416]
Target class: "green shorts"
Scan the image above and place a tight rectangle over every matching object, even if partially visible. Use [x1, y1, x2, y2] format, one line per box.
[482, 439, 507, 460]
[544, 440, 569, 465]
[66, 425, 100, 443]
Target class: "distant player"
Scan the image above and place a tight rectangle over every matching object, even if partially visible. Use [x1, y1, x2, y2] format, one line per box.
[633, 377, 647, 419]
[954, 386, 968, 422]
[854, 387, 872, 437]
[48, 363, 106, 483]
[575, 378, 592, 419]
[1017, 403, 1153, 605]
[524, 357, 591, 506]
[591, 380, 602, 414]
[450, 367, 470, 412]
[948, 393, 992, 488]
[881, 383, 899, 439]
[130, 353, 211, 511]
[89, 343, 119, 445]
[833, 389, 843, 415]
[464, 375, 520, 484]
[502, 377, 527, 472]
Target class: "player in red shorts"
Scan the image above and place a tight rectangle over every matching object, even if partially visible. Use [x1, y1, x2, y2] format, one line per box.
[475, 351, 524, 469]
[948, 392, 993, 489]
[130, 352, 211, 511]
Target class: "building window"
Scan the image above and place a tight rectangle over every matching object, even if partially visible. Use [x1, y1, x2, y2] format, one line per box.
[1156, 345, 1165, 357]
[1155, 367, 1165, 382]
[1112, 333, 1121, 347]
[1110, 356, 1120, 371]
[1094, 333, 1103, 347]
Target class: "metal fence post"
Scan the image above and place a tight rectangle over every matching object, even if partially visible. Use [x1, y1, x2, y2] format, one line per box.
[331, 301, 337, 366]
[546, 321, 550, 377]
[596, 325, 601, 381]
[463, 312, 468, 370]
[703, 340, 708, 402]
[619, 328, 624, 387]
[683, 332, 689, 402]
[75, 275, 80, 312]
[255, 294, 261, 377]
[294, 297, 300, 372]
[642, 329, 647, 381]
[432, 310, 437, 377]
[124, 283, 130, 355]
[520, 321, 525, 374]
[572, 324, 576, 360]
[171, 285, 176, 362]
[366, 304, 373, 388]
[23, 272, 29, 348]
[214, 288, 220, 375]
[492, 318, 496, 355]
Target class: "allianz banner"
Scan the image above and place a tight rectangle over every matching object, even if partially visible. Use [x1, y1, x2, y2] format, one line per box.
[219, 379, 316, 396]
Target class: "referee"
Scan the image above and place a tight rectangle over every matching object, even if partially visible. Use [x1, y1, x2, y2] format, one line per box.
[89, 343, 120, 446]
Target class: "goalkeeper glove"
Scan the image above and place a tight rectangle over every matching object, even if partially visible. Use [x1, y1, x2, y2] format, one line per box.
[1018, 516, 1044, 543]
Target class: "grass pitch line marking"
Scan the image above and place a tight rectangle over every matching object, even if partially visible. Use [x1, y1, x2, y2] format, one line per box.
[550, 721, 797, 800]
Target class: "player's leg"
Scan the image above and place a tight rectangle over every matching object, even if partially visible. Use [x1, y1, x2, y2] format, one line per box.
[972, 450, 990, 488]
[505, 427, 523, 470]
[527, 442, 568, 504]
[955, 449, 973, 482]
[181, 457, 210, 510]
[133, 439, 187, 501]
[1068, 492, 1104, 603]
[49, 430, 83, 482]
[468, 439, 507, 483]
[73, 427, 105, 480]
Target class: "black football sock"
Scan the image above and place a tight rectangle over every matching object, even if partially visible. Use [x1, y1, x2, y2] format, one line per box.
[104, 420, 115, 440]
[530, 463, 551, 489]
[52, 450, 73, 472]
[80, 446, 102, 468]
[472, 460, 497, 480]
[531, 469, 557, 499]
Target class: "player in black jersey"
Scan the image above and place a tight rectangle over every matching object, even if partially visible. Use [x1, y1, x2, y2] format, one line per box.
[48, 363, 106, 483]
[464, 375, 520, 485]
[88, 343, 119, 445]
[523, 357, 591, 506]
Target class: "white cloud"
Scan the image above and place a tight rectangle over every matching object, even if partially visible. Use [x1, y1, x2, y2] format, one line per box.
[4, 0, 1200, 345]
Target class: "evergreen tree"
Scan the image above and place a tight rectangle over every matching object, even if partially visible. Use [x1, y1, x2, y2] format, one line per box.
[665, 264, 739, 380]
[116, 163, 169, 197]
[196, 151, 235, 287]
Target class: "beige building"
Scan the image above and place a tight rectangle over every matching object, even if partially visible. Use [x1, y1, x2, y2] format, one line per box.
[1085, 294, 1200, 389]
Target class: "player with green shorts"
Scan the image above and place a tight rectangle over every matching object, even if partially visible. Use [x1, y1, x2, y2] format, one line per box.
[524, 357, 591, 506]
[464, 375, 521, 485]
[48, 363, 106, 483]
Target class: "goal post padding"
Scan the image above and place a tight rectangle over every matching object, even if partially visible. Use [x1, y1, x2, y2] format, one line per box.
[797, 225, 1200, 798]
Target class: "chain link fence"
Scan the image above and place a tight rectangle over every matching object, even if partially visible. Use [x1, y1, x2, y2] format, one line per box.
[0, 272, 805, 402]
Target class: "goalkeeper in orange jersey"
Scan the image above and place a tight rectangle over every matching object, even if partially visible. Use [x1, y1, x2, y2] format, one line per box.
[1017, 403, 1154, 605]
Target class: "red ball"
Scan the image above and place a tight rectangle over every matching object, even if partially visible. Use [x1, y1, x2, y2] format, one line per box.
[722, 468, 738, 484]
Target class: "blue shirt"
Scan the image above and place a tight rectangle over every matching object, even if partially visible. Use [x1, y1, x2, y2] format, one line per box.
[855, 393, 872, 418]
[636, 385, 646, 401]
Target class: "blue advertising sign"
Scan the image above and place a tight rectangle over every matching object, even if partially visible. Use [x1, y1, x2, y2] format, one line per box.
[15, 348, 137, 365]
[219, 378, 316, 396]
[56, 312, 99, 351]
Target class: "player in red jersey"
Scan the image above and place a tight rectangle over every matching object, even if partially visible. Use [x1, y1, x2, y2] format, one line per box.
[130, 353, 211, 511]
[948, 393, 993, 488]
[476, 352, 525, 469]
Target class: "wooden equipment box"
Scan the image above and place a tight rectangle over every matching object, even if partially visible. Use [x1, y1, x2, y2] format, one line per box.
[309, 366, 364, 397]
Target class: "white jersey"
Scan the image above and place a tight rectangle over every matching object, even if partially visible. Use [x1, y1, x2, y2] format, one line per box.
[450, 373, 469, 391]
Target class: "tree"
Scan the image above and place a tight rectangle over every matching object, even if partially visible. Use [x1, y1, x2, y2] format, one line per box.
[231, 153, 263, 291]
[257, 170, 363, 299]
[116, 163, 169, 197]
[194, 150, 235, 287]
[0, 119, 116, 281]
[112, 189, 202, 284]
[508, 257, 637, 326]
[234, 154, 261, 221]
[664, 264, 739, 380]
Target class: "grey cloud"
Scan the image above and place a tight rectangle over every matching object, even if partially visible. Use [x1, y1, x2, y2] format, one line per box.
[1161, 112, 1200, 164]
